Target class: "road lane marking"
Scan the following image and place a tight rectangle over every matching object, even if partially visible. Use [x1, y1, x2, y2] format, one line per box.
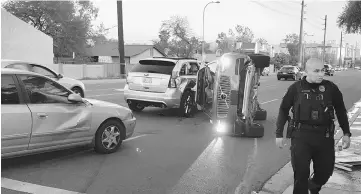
[260, 99, 279, 104]
[114, 89, 124, 92]
[1, 177, 85, 194]
[350, 126, 361, 130]
[235, 138, 258, 194]
[124, 134, 147, 142]
[353, 122, 361, 125]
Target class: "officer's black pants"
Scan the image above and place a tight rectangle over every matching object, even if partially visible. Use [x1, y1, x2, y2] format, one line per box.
[290, 129, 335, 194]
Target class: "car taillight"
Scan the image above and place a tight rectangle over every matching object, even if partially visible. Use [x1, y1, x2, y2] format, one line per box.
[168, 78, 177, 88]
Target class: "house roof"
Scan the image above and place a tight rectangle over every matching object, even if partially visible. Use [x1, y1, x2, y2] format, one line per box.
[84, 43, 166, 57]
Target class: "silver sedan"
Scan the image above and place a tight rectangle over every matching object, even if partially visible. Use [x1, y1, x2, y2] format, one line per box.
[1, 68, 136, 159]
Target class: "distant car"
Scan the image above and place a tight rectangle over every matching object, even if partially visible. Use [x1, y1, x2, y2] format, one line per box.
[355, 66, 361, 70]
[123, 57, 201, 117]
[262, 67, 270, 76]
[1, 68, 136, 159]
[335, 67, 341, 71]
[1, 59, 86, 97]
[277, 65, 302, 81]
[324, 64, 334, 76]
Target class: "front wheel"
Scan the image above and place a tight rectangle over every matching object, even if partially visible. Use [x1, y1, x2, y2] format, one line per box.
[179, 90, 196, 117]
[94, 120, 124, 154]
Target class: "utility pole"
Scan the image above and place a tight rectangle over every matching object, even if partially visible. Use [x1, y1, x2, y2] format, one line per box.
[117, 0, 125, 75]
[322, 15, 327, 64]
[339, 31, 343, 67]
[299, 0, 305, 69]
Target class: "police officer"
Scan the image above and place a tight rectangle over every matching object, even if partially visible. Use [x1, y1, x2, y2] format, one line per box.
[275, 58, 352, 194]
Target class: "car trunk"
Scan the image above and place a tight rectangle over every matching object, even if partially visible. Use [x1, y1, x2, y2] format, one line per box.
[127, 60, 175, 93]
[280, 67, 295, 74]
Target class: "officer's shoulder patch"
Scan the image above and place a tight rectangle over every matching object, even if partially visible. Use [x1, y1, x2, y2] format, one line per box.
[319, 85, 325, 92]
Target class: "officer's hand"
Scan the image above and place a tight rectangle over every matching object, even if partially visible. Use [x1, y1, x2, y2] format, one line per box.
[276, 138, 284, 149]
[342, 135, 351, 149]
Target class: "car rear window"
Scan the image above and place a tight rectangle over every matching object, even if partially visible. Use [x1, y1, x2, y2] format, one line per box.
[131, 60, 176, 75]
[280, 67, 294, 72]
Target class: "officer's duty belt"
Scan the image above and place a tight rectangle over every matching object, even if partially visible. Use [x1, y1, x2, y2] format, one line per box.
[296, 123, 329, 129]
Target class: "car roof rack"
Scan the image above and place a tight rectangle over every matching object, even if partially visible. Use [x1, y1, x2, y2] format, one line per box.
[152, 57, 198, 60]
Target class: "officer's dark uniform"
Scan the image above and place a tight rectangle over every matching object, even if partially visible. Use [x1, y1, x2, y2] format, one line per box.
[276, 76, 351, 194]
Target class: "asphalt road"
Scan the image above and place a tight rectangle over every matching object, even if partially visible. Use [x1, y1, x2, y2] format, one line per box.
[2, 70, 361, 194]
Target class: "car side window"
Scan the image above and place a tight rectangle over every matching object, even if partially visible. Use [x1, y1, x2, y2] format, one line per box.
[180, 62, 191, 76]
[188, 62, 199, 75]
[19, 75, 71, 104]
[30, 65, 57, 78]
[1, 75, 20, 104]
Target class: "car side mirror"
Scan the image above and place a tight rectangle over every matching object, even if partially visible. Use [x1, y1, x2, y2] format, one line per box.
[68, 93, 83, 103]
[58, 74, 63, 79]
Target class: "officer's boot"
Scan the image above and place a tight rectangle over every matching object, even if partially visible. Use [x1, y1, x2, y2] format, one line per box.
[308, 179, 321, 194]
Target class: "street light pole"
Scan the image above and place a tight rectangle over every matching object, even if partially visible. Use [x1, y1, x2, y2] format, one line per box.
[202, 1, 220, 64]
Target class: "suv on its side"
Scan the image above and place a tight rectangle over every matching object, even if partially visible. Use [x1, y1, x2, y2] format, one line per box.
[123, 57, 201, 117]
[277, 65, 302, 81]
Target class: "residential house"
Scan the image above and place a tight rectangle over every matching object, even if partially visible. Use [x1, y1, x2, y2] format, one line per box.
[84, 42, 166, 64]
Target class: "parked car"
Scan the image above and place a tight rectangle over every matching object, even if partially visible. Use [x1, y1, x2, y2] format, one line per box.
[277, 65, 302, 80]
[1, 68, 136, 159]
[124, 57, 201, 117]
[1, 59, 86, 97]
[262, 67, 270, 76]
[324, 64, 335, 76]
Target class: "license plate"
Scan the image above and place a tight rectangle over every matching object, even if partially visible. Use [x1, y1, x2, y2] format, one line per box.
[143, 77, 152, 83]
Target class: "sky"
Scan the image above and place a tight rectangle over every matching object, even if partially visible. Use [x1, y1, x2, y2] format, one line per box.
[92, 0, 361, 47]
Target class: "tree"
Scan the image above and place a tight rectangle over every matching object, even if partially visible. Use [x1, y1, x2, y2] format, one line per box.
[338, 1, 361, 34]
[256, 38, 268, 46]
[215, 25, 254, 52]
[153, 15, 201, 57]
[234, 25, 254, 43]
[283, 33, 300, 64]
[283, 33, 299, 44]
[2, 0, 101, 58]
[272, 53, 290, 69]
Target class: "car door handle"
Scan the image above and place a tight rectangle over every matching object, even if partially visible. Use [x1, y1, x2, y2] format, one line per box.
[37, 113, 48, 119]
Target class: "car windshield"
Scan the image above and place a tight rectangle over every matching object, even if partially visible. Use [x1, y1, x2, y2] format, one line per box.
[280, 67, 294, 72]
[130, 60, 176, 75]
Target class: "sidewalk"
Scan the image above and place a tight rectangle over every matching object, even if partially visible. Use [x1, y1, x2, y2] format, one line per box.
[258, 98, 361, 194]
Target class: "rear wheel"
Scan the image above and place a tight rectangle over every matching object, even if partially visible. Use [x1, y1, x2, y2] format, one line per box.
[129, 102, 145, 112]
[179, 90, 195, 117]
[94, 120, 124, 154]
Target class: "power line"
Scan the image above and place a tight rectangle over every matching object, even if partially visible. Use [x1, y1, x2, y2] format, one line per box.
[250, 1, 298, 18]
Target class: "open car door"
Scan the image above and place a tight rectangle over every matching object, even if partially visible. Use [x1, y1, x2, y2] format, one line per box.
[195, 62, 217, 117]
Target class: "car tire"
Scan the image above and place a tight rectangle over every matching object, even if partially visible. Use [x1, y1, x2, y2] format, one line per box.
[179, 90, 196, 118]
[128, 102, 145, 112]
[94, 120, 124, 154]
[277, 77, 280, 80]
[71, 86, 84, 97]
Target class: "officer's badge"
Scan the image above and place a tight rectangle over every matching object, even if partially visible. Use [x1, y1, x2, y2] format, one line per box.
[319, 85, 325, 92]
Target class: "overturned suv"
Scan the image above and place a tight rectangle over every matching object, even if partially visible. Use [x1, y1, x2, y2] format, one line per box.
[123, 57, 201, 117]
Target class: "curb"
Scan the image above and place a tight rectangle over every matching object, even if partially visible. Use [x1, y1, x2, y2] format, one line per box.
[258, 97, 361, 194]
